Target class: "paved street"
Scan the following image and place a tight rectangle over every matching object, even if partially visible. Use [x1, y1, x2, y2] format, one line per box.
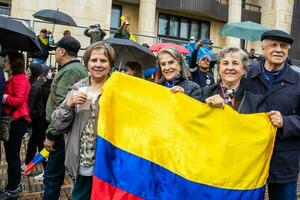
[0, 137, 71, 200]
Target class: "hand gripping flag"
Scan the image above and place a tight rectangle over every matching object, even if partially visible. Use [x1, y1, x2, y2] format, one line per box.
[91, 72, 276, 200]
[23, 148, 49, 175]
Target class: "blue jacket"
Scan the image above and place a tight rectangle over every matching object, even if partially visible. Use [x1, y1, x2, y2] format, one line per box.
[190, 48, 215, 88]
[0, 68, 5, 116]
[245, 60, 300, 183]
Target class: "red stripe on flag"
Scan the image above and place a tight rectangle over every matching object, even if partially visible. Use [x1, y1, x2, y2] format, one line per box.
[91, 176, 143, 200]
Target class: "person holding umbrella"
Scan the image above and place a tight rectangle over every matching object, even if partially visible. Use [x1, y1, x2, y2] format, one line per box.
[156, 47, 202, 101]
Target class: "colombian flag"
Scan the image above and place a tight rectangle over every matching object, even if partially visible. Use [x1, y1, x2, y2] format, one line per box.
[91, 72, 276, 200]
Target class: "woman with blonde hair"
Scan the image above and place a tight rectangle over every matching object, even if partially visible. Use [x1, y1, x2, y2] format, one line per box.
[157, 47, 202, 100]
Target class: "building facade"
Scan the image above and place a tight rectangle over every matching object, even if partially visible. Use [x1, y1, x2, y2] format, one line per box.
[0, 0, 298, 61]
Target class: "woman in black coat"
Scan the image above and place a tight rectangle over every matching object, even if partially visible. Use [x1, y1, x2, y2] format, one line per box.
[23, 63, 48, 179]
[156, 47, 202, 101]
[202, 47, 264, 113]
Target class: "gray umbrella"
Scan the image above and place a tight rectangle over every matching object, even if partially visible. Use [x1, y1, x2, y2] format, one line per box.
[33, 9, 77, 26]
[104, 38, 156, 70]
[0, 16, 41, 52]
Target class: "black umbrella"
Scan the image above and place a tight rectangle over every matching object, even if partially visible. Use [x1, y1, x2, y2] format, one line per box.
[104, 38, 156, 70]
[0, 16, 41, 52]
[33, 9, 77, 26]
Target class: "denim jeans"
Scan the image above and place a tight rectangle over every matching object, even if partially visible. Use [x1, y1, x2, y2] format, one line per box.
[43, 137, 65, 200]
[4, 117, 28, 190]
[268, 181, 297, 200]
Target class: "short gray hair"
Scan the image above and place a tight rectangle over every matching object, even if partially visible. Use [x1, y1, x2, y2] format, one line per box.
[217, 47, 249, 71]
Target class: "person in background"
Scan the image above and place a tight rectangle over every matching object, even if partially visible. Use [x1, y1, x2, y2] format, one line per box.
[190, 40, 215, 88]
[84, 24, 106, 44]
[124, 61, 144, 79]
[248, 48, 258, 60]
[156, 47, 202, 101]
[28, 29, 55, 64]
[0, 52, 31, 199]
[183, 36, 197, 67]
[52, 42, 115, 200]
[23, 63, 48, 181]
[203, 47, 264, 113]
[43, 36, 88, 200]
[63, 30, 71, 37]
[114, 19, 131, 39]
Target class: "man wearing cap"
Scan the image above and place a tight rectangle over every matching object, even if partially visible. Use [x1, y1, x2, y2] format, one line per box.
[190, 41, 215, 88]
[28, 29, 55, 64]
[114, 19, 131, 39]
[245, 30, 300, 200]
[43, 36, 88, 200]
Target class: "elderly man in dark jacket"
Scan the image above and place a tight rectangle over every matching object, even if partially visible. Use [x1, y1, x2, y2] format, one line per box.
[245, 30, 300, 200]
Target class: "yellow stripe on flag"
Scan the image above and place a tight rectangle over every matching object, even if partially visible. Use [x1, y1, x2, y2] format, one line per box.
[98, 72, 276, 190]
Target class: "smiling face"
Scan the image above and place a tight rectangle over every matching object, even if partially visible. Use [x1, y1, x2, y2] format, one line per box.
[88, 48, 111, 82]
[262, 39, 289, 69]
[218, 52, 245, 89]
[159, 52, 181, 81]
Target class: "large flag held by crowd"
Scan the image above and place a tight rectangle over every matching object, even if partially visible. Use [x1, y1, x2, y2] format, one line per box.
[91, 72, 276, 200]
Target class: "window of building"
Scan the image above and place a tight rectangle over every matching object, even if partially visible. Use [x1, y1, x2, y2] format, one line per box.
[0, 0, 11, 16]
[158, 13, 210, 42]
[110, 4, 122, 29]
[180, 18, 189, 39]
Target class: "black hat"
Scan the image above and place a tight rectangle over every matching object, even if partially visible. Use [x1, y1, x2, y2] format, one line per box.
[55, 36, 81, 54]
[261, 29, 293, 44]
[40, 29, 47, 33]
[29, 63, 43, 77]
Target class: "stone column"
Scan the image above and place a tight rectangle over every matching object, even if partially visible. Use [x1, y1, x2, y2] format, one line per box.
[225, 0, 242, 47]
[137, 0, 156, 45]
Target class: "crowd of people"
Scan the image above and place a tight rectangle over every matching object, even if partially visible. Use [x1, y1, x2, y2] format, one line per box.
[0, 21, 300, 200]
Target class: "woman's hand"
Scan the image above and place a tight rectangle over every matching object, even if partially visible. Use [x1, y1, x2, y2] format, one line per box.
[170, 86, 184, 93]
[66, 91, 87, 107]
[268, 110, 283, 128]
[205, 94, 224, 108]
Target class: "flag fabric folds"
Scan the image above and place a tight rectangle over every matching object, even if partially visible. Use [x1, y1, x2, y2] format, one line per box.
[91, 72, 276, 200]
[23, 148, 49, 175]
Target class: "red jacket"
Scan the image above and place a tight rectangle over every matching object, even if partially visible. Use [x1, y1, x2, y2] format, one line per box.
[3, 73, 31, 122]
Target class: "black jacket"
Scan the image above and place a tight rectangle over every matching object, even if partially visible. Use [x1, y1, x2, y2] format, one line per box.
[190, 48, 215, 88]
[28, 79, 47, 120]
[202, 81, 264, 114]
[244, 60, 300, 183]
[159, 76, 202, 101]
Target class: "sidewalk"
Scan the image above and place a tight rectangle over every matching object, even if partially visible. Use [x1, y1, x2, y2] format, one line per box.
[0, 137, 71, 200]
